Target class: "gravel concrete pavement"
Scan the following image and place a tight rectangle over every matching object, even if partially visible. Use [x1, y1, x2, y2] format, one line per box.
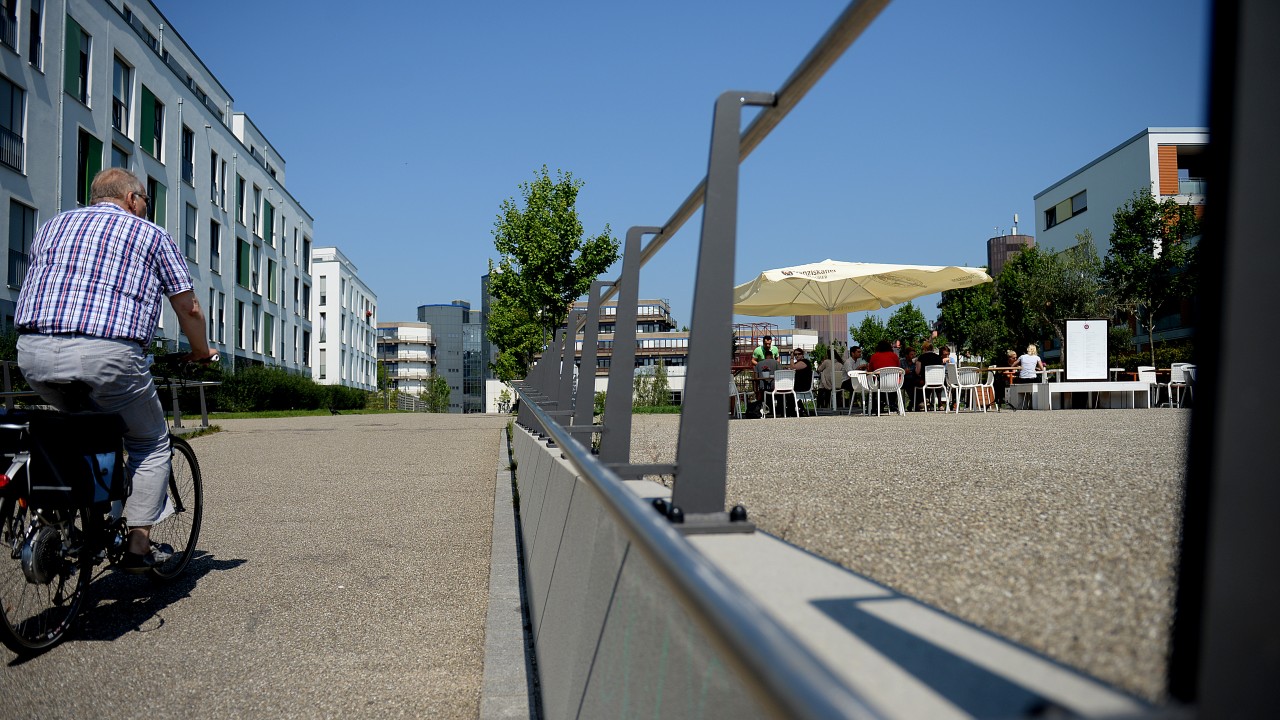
[628, 408, 1188, 703]
[2, 412, 509, 719]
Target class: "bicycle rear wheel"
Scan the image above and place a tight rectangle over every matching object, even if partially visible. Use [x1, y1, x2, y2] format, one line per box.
[0, 498, 91, 654]
[147, 436, 203, 581]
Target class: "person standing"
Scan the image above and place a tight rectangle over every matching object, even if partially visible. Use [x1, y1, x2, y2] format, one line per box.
[752, 334, 780, 367]
[15, 168, 218, 573]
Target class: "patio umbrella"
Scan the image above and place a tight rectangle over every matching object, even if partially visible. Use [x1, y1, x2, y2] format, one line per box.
[733, 259, 994, 410]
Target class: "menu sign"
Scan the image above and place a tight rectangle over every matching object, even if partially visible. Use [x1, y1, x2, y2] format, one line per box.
[1065, 319, 1108, 381]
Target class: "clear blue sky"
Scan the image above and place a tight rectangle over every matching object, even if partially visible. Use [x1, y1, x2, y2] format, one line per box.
[156, 0, 1211, 329]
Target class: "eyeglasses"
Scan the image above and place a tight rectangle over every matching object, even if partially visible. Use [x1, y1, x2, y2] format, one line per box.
[131, 192, 149, 205]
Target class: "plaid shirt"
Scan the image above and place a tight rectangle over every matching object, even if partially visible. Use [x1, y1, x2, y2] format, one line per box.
[15, 203, 192, 347]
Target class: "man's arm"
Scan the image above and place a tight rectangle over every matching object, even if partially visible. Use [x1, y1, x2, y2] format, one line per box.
[168, 290, 217, 360]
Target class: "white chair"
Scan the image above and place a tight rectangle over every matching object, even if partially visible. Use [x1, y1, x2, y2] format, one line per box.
[915, 365, 949, 412]
[952, 366, 987, 413]
[767, 369, 798, 418]
[982, 367, 997, 410]
[872, 367, 906, 417]
[1164, 363, 1193, 408]
[944, 363, 960, 412]
[846, 370, 872, 415]
[1137, 365, 1158, 408]
[730, 376, 749, 419]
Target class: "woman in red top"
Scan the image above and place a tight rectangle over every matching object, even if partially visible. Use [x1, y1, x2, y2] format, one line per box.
[867, 340, 900, 371]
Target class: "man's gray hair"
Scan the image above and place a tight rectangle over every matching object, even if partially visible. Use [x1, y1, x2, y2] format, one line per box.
[89, 168, 145, 204]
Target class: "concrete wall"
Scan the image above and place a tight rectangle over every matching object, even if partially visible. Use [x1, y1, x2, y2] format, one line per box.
[511, 427, 764, 719]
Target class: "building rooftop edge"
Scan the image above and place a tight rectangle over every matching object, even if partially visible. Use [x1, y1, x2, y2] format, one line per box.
[1033, 127, 1210, 201]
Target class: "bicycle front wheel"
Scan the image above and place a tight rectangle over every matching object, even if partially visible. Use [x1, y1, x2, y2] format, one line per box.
[0, 498, 90, 655]
[147, 435, 203, 581]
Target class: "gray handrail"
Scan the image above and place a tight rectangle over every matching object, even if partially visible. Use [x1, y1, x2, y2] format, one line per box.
[512, 385, 880, 720]
[591, 0, 893, 313]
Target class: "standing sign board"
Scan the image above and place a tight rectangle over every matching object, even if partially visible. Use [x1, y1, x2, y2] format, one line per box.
[1064, 319, 1108, 381]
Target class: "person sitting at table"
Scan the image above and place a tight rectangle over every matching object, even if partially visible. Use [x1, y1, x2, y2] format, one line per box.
[867, 340, 901, 412]
[753, 334, 780, 368]
[915, 340, 943, 411]
[815, 349, 843, 410]
[790, 348, 814, 416]
[940, 345, 955, 365]
[899, 346, 920, 410]
[1014, 344, 1045, 384]
[993, 349, 1018, 409]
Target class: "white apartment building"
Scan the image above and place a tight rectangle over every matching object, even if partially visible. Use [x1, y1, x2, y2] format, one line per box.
[1034, 127, 1208, 255]
[376, 321, 435, 394]
[1, 1, 314, 373]
[311, 246, 377, 390]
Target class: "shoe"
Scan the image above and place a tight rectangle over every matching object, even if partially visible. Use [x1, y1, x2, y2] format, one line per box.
[118, 542, 175, 574]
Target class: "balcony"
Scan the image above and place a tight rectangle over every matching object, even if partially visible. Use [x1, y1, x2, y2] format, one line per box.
[0, 125, 22, 172]
[1178, 178, 1206, 196]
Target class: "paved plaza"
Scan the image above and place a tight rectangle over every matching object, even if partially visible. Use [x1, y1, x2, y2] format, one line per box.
[628, 408, 1189, 703]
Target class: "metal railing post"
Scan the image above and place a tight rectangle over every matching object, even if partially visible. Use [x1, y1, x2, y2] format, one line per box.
[672, 91, 774, 521]
[599, 226, 661, 464]
[574, 281, 610, 433]
[557, 312, 583, 426]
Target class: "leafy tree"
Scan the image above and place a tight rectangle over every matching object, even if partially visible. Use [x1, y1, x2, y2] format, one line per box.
[997, 233, 1110, 352]
[885, 301, 931, 349]
[489, 166, 619, 380]
[1102, 189, 1200, 366]
[849, 314, 888, 353]
[937, 278, 1006, 362]
[422, 373, 451, 413]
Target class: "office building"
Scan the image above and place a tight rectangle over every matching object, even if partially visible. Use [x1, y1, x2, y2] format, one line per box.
[986, 234, 1035, 276]
[418, 300, 484, 413]
[2, 0, 314, 373]
[311, 246, 376, 390]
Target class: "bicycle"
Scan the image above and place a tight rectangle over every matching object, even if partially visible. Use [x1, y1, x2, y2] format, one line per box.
[0, 352, 211, 654]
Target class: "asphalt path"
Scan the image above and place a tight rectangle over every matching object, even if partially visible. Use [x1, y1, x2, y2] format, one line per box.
[2, 412, 509, 719]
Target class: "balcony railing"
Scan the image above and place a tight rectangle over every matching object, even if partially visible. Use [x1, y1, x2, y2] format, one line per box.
[0, 14, 16, 49]
[0, 125, 23, 172]
[7, 251, 28, 287]
[1179, 178, 1206, 195]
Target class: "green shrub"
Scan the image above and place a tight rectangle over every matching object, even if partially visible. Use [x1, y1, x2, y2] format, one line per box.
[215, 366, 328, 412]
[325, 384, 368, 410]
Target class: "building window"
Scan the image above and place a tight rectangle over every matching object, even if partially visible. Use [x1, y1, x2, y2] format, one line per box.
[207, 288, 215, 340]
[217, 292, 226, 343]
[209, 151, 218, 202]
[64, 16, 90, 105]
[0, 75, 23, 173]
[180, 126, 194, 185]
[318, 275, 326, 306]
[318, 348, 326, 379]
[264, 313, 274, 357]
[183, 204, 197, 261]
[8, 199, 35, 288]
[1045, 190, 1087, 230]
[218, 159, 227, 209]
[251, 243, 260, 292]
[302, 283, 311, 320]
[262, 200, 274, 246]
[110, 144, 129, 169]
[27, 1, 42, 70]
[303, 236, 311, 273]
[236, 238, 250, 288]
[235, 300, 244, 349]
[75, 130, 102, 205]
[140, 86, 163, 160]
[112, 57, 131, 134]
[251, 185, 260, 236]
[267, 259, 277, 302]
[0, 1, 15, 51]
[236, 175, 245, 224]
[318, 312, 326, 343]
[146, 176, 166, 226]
[209, 219, 220, 272]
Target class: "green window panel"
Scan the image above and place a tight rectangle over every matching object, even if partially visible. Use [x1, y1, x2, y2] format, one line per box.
[263, 201, 274, 245]
[237, 239, 251, 288]
[147, 178, 166, 227]
[264, 314, 274, 357]
[140, 86, 156, 157]
[267, 259, 277, 302]
[63, 16, 81, 98]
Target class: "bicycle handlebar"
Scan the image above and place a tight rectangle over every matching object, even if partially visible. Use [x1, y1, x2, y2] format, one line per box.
[149, 351, 220, 381]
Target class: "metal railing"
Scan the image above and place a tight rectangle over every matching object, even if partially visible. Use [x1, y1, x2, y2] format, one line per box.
[510, 2, 893, 716]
